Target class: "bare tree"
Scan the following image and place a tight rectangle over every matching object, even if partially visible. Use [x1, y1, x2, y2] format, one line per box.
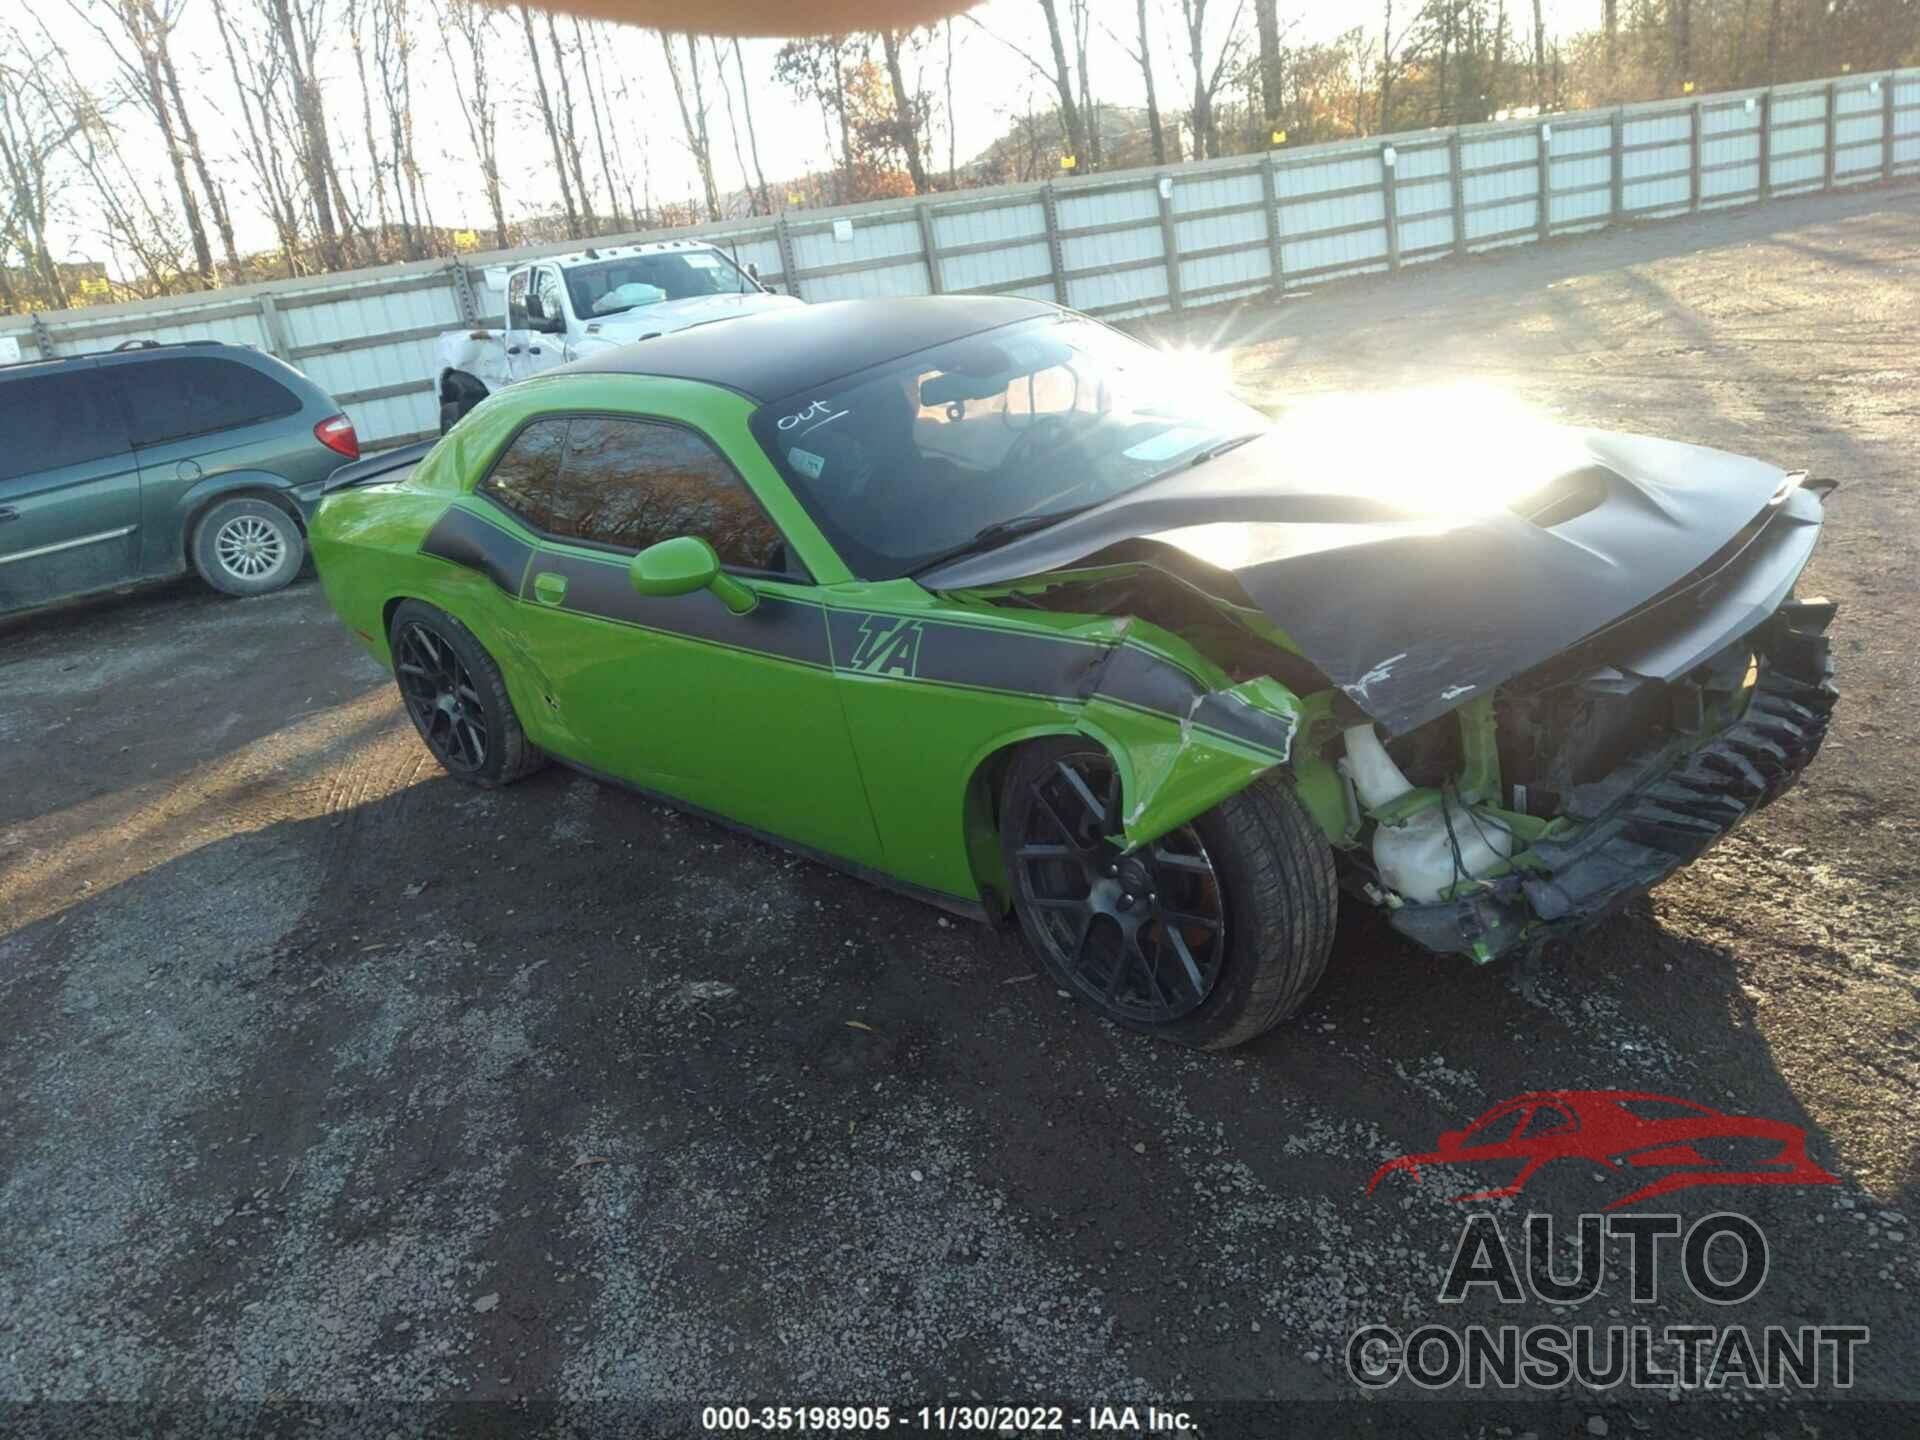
[1180, 0, 1248, 160]
[577, 18, 624, 230]
[1100, 0, 1167, 163]
[730, 38, 773, 216]
[1378, 0, 1414, 133]
[1036, 1, 1090, 166]
[1255, 0, 1285, 140]
[0, 33, 83, 307]
[263, 0, 346, 268]
[435, 0, 506, 247]
[879, 28, 930, 193]
[520, 4, 580, 234]
[544, 10, 596, 229]
[943, 19, 957, 186]
[345, 0, 393, 249]
[711, 36, 757, 214]
[1532, 0, 1547, 104]
[65, 0, 219, 279]
[208, 0, 303, 274]
[662, 31, 720, 221]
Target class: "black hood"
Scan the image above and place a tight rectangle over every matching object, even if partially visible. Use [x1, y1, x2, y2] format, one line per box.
[920, 427, 1828, 735]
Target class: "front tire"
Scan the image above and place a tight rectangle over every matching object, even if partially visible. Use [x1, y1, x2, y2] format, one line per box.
[388, 601, 547, 787]
[1000, 739, 1337, 1050]
[439, 399, 465, 435]
[191, 497, 305, 597]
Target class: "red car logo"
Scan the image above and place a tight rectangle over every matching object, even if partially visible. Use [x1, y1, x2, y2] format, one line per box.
[1367, 1090, 1838, 1210]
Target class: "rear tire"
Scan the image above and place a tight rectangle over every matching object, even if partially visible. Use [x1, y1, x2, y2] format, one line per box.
[1000, 739, 1337, 1050]
[191, 496, 305, 597]
[388, 600, 547, 788]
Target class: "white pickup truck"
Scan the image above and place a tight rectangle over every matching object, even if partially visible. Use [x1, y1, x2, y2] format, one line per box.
[434, 238, 801, 432]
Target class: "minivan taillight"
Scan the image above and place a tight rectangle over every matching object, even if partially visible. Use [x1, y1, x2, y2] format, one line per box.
[315, 413, 360, 460]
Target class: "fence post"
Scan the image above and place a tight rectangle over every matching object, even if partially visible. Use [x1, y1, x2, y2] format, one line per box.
[1689, 101, 1704, 210]
[1883, 73, 1897, 182]
[1155, 175, 1185, 312]
[775, 215, 802, 299]
[255, 291, 292, 359]
[1448, 128, 1467, 256]
[1824, 80, 1839, 189]
[448, 260, 480, 323]
[1260, 152, 1286, 293]
[1536, 124, 1552, 240]
[1759, 89, 1773, 199]
[1381, 144, 1401, 270]
[1040, 182, 1069, 306]
[915, 201, 944, 294]
[1610, 108, 1626, 220]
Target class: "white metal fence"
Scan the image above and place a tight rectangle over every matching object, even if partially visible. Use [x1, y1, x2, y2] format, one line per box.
[5, 67, 1917, 451]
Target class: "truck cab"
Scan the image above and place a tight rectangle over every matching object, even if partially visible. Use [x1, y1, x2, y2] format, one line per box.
[436, 240, 801, 432]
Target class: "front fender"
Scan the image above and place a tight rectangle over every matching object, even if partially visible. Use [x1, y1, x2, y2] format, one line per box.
[1080, 663, 1304, 851]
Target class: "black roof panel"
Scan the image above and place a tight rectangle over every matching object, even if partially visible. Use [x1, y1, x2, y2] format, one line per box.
[559, 295, 1061, 403]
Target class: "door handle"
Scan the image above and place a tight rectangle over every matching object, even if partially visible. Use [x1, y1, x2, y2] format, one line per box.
[532, 571, 568, 606]
[506, 344, 524, 355]
[0, 507, 16, 523]
[528, 346, 543, 356]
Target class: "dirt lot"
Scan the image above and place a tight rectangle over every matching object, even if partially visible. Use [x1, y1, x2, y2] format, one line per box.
[3, 186, 1916, 1435]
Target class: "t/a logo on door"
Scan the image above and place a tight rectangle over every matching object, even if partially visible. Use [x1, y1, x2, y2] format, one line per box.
[847, 616, 925, 677]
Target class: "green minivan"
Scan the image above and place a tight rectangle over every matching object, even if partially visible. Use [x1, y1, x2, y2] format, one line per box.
[0, 340, 361, 615]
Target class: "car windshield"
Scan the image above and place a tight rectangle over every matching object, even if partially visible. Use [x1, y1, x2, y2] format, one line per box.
[565, 250, 756, 318]
[748, 315, 1266, 580]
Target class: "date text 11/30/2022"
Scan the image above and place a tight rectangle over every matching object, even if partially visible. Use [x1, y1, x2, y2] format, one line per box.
[701, 1404, 1197, 1431]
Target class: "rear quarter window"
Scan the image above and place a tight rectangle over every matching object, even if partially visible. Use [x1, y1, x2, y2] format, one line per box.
[117, 356, 303, 447]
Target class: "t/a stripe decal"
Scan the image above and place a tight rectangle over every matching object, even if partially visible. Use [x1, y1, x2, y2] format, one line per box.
[419, 504, 1291, 759]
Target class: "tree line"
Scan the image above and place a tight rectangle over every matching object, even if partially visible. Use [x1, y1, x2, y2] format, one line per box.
[3, 0, 1914, 314]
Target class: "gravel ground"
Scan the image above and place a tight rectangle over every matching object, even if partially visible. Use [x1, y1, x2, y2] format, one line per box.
[2, 185, 1916, 1437]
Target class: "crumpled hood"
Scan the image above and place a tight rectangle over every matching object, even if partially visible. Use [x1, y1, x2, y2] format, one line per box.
[922, 425, 1827, 735]
[580, 290, 802, 341]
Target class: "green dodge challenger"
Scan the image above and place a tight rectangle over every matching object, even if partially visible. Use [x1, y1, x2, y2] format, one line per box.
[312, 297, 1836, 1049]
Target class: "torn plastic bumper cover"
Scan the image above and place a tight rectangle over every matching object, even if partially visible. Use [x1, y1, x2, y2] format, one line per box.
[1390, 599, 1838, 961]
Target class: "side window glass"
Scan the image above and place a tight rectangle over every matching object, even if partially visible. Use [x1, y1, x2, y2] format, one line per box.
[549, 418, 791, 574]
[477, 418, 568, 530]
[506, 270, 531, 329]
[120, 357, 300, 447]
[0, 372, 131, 479]
[533, 269, 565, 324]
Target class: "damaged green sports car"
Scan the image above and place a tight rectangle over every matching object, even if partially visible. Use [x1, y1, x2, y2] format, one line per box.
[311, 297, 1837, 1050]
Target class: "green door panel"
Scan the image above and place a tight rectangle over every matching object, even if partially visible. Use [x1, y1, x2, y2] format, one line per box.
[508, 542, 884, 867]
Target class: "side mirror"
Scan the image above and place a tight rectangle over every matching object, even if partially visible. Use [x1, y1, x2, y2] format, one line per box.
[628, 536, 757, 615]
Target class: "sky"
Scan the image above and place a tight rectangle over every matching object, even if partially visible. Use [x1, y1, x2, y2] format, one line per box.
[27, 0, 1593, 274]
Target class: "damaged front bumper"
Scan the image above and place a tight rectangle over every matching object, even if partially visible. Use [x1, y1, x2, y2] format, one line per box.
[1388, 598, 1838, 961]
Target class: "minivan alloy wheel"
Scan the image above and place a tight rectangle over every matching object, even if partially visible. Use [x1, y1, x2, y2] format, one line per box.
[214, 514, 287, 579]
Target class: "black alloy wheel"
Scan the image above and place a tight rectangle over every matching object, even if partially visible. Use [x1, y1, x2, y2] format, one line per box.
[1010, 752, 1228, 1025]
[394, 619, 491, 774]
